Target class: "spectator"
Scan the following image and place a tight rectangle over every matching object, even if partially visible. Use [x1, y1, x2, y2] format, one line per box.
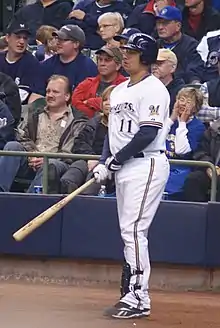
[197, 29, 220, 81]
[183, 119, 220, 202]
[29, 25, 98, 103]
[126, 0, 176, 36]
[0, 72, 21, 126]
[0, 75, 87, 193]
[182, 0, 220, 42]
[0, 37, 8, 52]
[66, 0, 132, 50]
[156, 6, 205, 83]
[0, 21, 42, 105]
[34, 25, 58, 62]
[151, 48, 185, 113]
[72, 46, 126, 118]
[164, 87, 205, 199]
[98, 12, 124, 48]
[10, 0, 72, 45]
[48, 85, 115, 194]
[0, 100, 15, 150]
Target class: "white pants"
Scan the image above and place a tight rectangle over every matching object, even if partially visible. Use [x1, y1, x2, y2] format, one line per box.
[115, 152, 170, 310]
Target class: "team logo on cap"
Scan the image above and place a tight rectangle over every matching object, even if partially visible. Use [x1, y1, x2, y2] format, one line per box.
[161, 8, 167, 15]
[20, 24, 25, 28]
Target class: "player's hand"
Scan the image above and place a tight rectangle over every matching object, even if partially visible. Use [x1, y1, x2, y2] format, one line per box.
[93, 163, 108, 183]
[105, 156, 122, 172]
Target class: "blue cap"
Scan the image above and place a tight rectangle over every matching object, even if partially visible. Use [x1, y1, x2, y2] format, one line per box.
[114, 28, 141, 42]
[156, 6, 182, 22]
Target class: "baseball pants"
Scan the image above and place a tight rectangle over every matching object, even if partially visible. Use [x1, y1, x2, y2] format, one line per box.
[115, 152, 170, 310]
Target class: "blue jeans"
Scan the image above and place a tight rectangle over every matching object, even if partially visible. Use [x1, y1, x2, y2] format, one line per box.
[0, 141, 69, 193]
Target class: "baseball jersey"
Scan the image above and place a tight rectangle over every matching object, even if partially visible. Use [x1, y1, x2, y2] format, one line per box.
[108, 75, 170, 156]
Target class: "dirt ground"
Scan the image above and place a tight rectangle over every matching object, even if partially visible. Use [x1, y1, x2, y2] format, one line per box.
[0, 283, 220, 328]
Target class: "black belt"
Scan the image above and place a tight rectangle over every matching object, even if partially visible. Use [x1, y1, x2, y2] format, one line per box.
[134, 151, 164, 158]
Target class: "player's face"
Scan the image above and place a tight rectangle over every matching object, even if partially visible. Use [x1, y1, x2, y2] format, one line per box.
[151, 60, 175, 79]
[97, 53, 120, 76]
[156, 19, 180, 40]
[46, 79, 70, 108]
[6, 33, 28, 54]
[121, 48, 142, 74]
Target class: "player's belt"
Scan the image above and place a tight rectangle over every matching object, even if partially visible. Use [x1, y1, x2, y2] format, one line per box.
[134, 150, 164, 158]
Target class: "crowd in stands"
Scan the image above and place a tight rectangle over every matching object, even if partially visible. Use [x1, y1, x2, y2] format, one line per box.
[0, 0, 220, 202]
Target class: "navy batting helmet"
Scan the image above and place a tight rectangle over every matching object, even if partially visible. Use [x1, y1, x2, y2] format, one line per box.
[121, 33, 158, 65]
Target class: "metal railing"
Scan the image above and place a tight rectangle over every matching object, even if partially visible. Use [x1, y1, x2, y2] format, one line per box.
[0, 150, 217, 201]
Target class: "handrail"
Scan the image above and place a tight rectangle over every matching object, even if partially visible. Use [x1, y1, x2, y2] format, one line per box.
[0, 150, 217, 201]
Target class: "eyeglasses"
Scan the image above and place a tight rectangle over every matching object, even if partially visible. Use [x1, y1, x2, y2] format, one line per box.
[98, 24, 114, 30]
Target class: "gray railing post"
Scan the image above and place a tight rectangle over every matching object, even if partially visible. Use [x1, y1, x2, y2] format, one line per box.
[42, 156, 49, 194]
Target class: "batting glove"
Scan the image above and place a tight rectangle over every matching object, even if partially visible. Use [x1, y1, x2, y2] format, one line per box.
[93, 163, 108, 183]
[105, 156, 122, 172]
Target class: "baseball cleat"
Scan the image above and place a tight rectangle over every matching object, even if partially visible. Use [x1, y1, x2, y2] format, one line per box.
[110, 302, 150, 319]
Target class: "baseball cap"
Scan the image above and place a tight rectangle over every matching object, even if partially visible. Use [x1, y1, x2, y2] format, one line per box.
[52, 25, 85, 47]
[156, 6, 182, 22]
[156, 49, 177, 66]
[6, 21, 31, 35]
[114, 28, 141, 42]
[95, 46, 123, 64]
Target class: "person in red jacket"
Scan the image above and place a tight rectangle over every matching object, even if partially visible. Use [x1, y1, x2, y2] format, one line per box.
[71, 46, 127, 118]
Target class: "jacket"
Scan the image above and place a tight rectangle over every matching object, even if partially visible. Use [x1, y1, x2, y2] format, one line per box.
[193, 119, 220, 166]
[207, 77, 220, 108]
[0, 72, 21, 126]
[65, 0, 132, 50]
[72, 113, 107, 154]
[72, 73, 127, 118]
[126, 0, 176, 36]
[158, 34, 204, 83]
[0, 100, 15, 150]
[17, 100, 87, 154]
[165, 117, 205, 194]
[182, 4, 220, 42]
[12, 0, 72, 44]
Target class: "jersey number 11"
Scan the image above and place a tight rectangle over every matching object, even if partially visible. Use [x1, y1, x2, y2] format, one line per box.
[120, 119, 132, 133]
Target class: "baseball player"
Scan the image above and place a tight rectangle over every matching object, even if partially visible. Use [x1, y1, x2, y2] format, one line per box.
[93, 33, 170, 319]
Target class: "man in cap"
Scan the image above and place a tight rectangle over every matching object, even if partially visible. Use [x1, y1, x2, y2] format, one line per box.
[29, 25, 98, 103]
[156, 6, 205, 83]
[10, 0, 72, 45]
[0, 21, 42, 104]
[72, 46, 127, 118]
[152, 48, 185, 112]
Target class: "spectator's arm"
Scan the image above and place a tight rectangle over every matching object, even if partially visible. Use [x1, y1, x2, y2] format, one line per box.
[0, 101, 15, 149]
[185, 42, 205, 83]
[72, 81, 101, 117]
[72, 123, 96, 154]
[175, 122, 191, 154]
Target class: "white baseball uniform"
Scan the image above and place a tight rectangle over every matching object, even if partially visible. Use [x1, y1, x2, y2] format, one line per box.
[108, 74, 170, 310]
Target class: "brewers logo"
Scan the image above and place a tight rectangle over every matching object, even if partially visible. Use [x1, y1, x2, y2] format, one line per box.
[149, 105, 159, 116]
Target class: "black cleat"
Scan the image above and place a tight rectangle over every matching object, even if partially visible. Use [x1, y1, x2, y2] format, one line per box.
[103, 301, 123, 317]
[111, 302, 150, 319]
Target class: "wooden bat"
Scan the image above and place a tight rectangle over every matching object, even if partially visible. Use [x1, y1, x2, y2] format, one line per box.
[13, 178, 95, 242]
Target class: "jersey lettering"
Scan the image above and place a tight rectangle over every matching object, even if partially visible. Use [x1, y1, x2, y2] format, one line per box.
[120, 119, 132, 133]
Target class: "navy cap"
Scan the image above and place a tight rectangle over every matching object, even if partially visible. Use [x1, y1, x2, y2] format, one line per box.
[7, 21, 31, 35]
[156, 6, 182, 22]
[114, 28, 141, 42]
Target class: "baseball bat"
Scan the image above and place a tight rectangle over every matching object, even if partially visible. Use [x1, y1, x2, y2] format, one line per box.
[13, 177, 95, 242]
